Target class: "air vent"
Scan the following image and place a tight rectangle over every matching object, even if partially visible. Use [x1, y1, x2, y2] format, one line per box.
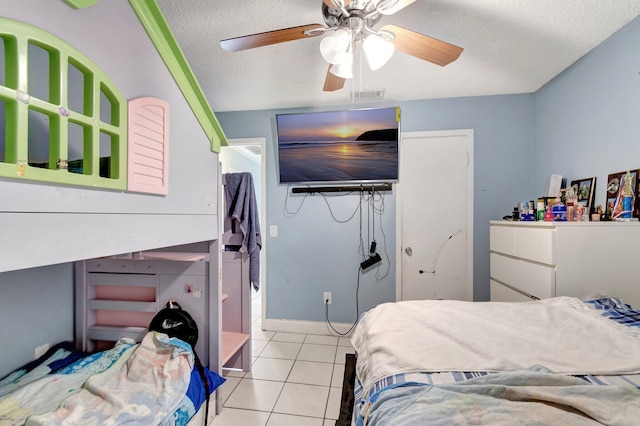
[351, 89, 385, 101]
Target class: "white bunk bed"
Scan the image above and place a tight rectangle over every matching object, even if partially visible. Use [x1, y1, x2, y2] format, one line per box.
[66, 171, 252, 423]
[0, 242, 223, 426]
[0, 3, 232, 423]
[70, 191, 255, 422]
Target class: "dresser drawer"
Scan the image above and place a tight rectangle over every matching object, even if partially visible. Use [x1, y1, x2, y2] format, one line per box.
[490, 280, 535, 302]
[490, 225, 555, 265]
[490, 253, 555, 299]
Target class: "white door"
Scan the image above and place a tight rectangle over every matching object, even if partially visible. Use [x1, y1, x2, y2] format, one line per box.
[396, 130, 473, 301]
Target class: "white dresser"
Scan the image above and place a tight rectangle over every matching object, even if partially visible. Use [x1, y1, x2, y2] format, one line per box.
[490, 221, 640, 306]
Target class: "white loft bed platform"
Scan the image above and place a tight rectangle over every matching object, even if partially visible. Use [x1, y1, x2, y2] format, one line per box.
[0, 212, 219, 273]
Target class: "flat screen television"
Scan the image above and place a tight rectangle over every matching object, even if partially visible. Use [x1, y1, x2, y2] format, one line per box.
[275, 107, 400, 184]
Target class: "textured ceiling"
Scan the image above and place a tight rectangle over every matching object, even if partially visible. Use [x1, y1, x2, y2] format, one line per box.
[157, 0, 640, 112]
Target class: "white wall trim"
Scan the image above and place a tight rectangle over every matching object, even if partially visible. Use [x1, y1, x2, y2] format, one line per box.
[263, 318, 356, 337]
[395, 129, 475, 302]
[225, 138, 265, 146]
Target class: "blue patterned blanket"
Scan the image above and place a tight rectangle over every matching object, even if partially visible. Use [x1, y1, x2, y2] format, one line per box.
[0, 333, 224, 426]
[358, 366, 640, 426]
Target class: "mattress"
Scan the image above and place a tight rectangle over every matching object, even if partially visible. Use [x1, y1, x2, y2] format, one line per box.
[0, 332, 224, 426]
[350, 297, 640, 426]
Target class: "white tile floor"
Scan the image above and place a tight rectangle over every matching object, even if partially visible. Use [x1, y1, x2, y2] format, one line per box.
[212, 290, 355, 426]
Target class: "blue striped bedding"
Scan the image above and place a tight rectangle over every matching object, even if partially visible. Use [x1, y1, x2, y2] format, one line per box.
[352, 297, 640, 426]
[583, 296, 640, 327]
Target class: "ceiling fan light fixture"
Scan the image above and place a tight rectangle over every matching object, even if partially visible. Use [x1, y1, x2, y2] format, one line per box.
[329, 53, 353, 79]
[363, 33, 395, 70]
[319, 28, 351, 64]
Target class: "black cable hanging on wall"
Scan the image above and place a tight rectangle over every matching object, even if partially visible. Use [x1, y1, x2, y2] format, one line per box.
[283, 184, 391, 336]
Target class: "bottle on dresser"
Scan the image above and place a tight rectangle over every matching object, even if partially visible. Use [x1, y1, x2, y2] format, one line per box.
[552, 198, 567, 221]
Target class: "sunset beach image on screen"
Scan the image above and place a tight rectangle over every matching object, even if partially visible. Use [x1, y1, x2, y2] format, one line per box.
[276, 107, 400, 184]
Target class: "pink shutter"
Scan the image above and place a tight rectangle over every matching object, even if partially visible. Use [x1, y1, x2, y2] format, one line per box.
[127, 97, 169, 194]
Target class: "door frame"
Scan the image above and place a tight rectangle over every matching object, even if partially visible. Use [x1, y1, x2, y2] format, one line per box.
[395, 129, 474, 302]
[225, 137, 267, 324]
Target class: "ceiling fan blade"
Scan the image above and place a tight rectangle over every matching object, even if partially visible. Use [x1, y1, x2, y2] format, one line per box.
[221, 24, 325, 52]
[381, 24, 463, 66]
[379, 0, 417, 15]
[323, 65, 345, 92]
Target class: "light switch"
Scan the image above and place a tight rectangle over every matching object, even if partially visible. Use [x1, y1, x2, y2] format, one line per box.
[270, 225, 278, 238]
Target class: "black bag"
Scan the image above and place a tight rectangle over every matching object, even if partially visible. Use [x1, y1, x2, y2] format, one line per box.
[149, 300, 198, 348]
[149, 301, 210, 421]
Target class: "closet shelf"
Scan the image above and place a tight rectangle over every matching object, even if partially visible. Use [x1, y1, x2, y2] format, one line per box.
[138, 252, 207, 262]
[221, 331, 249, 365]
[88, 272, 157, 287]
[87, 299, 157, 312]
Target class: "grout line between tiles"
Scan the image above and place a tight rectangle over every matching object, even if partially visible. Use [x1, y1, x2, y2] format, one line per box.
[232, 290, 345, 425]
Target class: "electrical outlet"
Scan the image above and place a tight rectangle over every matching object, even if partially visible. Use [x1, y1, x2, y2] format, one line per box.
[35, 343, 49, 359]
[324, 291, 332, 305]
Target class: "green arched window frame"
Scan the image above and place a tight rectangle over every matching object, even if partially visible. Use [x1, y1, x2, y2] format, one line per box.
[0, 17, 127, 190]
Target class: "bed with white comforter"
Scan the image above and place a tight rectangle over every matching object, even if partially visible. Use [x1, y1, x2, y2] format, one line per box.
[350, 297, 640, 425]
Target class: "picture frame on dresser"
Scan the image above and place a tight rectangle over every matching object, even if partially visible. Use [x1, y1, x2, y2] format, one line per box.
[569, 177, 596, 217]
[606, 169, 639, 219]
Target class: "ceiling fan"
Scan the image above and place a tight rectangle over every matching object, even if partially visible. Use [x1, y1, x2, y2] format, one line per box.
[220, 0, 463, 92]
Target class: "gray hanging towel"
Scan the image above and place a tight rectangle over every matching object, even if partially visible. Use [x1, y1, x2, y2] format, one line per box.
[224, 172, 262, 290]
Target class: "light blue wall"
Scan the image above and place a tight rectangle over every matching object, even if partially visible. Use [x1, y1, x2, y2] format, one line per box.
[217, 94, 533, 322]
[0, 265, 73, 376]
[533, 17, 640, 205]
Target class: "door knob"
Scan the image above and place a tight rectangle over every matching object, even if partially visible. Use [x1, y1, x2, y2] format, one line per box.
[405, 247, 412, 256]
